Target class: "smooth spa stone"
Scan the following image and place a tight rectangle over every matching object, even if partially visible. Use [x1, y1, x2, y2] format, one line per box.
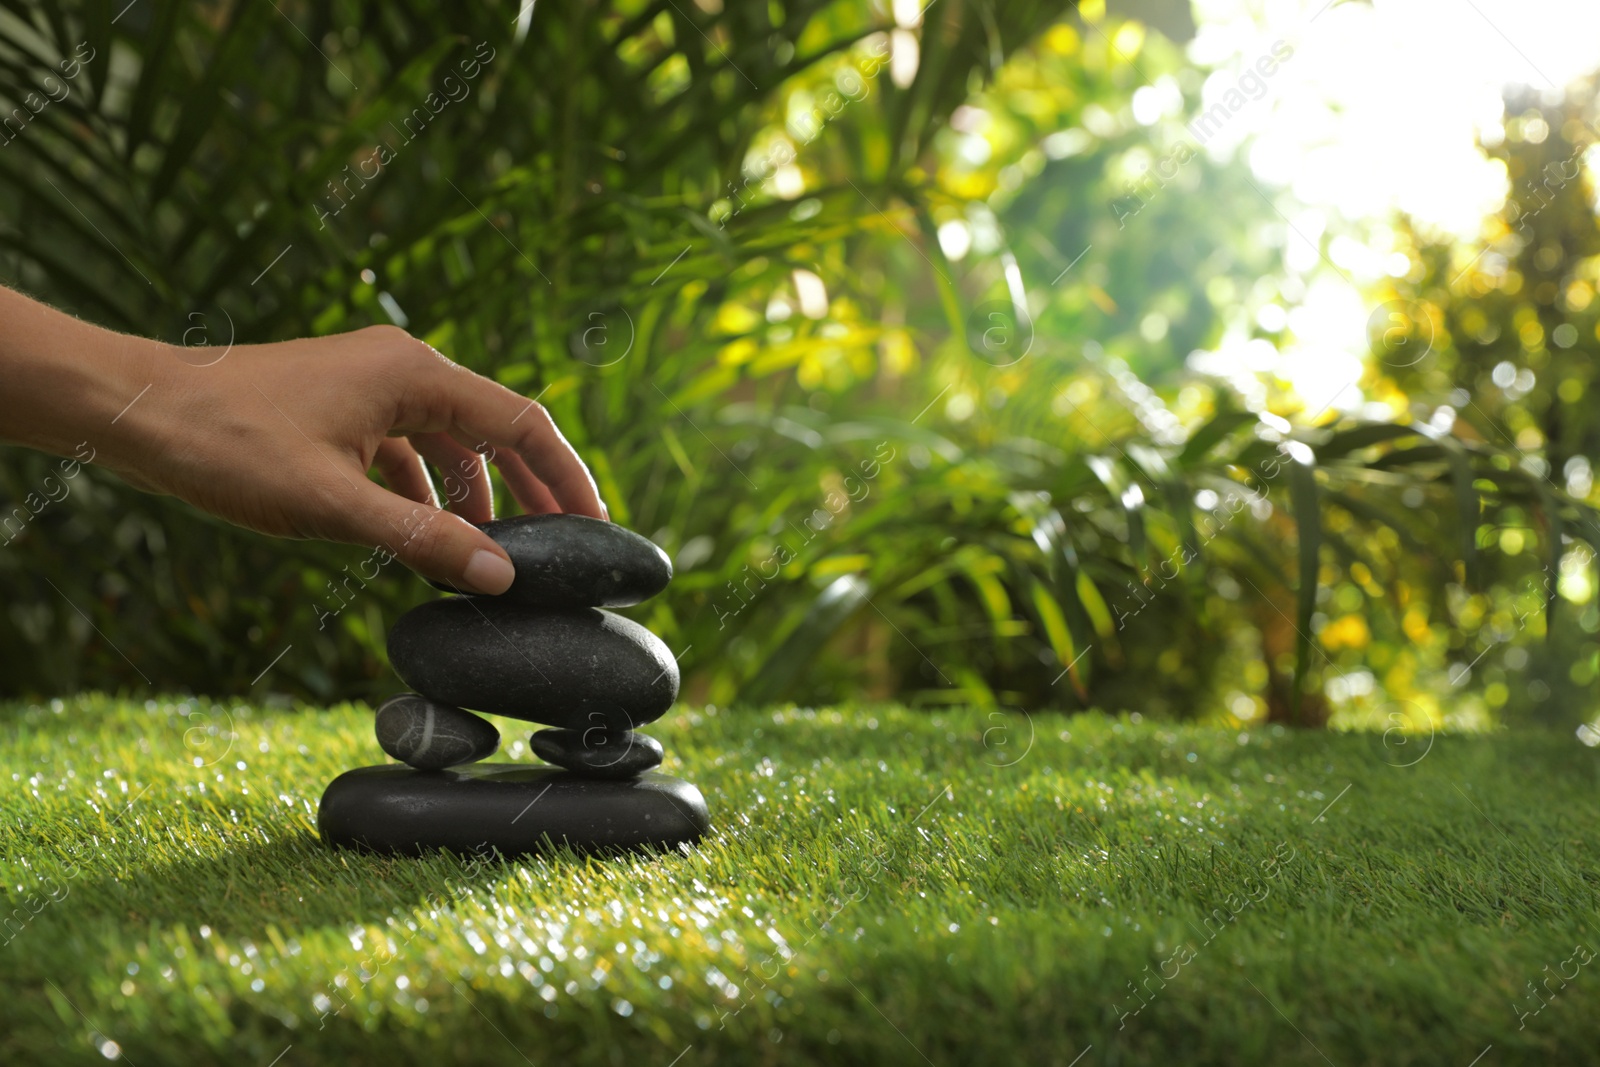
[530, 727, 664, 780]
[317, 763, 710, 856]
[387, 598, 679, 729]
[373, 693, 500, 770]
[428, 514, 672, 608]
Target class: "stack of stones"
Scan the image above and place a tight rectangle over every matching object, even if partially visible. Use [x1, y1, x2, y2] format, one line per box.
[318, 514, 709, 857]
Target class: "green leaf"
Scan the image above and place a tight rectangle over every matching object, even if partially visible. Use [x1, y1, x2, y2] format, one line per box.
[1315, 421, 1424, 460]
[1028, 581, 1083, 692]
[1285, 448, 1320, 726]
[1084, 455, 1147, 565]
[1530, 476, 1562, 627]
[1177, 410, 1257, 465]
[1322, 489, 1434, 558]
[1434, 433, 1481, 587]
[737, 575, 869, 706]
[146, 3, 268, 204]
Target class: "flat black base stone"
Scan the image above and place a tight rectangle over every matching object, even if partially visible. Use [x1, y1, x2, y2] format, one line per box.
[318, 764, 710, 857]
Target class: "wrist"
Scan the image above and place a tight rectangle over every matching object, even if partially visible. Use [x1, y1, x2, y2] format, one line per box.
[90, 333, 173, 470]
[35, 333, 166, 464]
[0, 288, 166, 462]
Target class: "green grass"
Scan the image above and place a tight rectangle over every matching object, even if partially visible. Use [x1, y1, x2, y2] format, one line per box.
[2, 696, 1599, 1066]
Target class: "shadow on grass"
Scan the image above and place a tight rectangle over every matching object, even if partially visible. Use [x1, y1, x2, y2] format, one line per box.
[11, 832, 539, 952]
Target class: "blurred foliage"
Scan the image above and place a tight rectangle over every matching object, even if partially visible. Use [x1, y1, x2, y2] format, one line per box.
[1367, 81, 1600, 729]
[0, 0, 1590, 728]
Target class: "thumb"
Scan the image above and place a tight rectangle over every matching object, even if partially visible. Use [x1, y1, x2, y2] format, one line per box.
[346, 483, 515, 595]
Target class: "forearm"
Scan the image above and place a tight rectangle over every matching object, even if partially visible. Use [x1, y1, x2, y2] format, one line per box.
[0, 285, 162, 460]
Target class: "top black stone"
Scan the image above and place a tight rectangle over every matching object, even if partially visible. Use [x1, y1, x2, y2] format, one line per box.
[429, 513, 672, 608]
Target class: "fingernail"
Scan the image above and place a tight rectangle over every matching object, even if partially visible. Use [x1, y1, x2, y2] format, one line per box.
[463, 550, 515, 595]
[601, 503, 611, 522]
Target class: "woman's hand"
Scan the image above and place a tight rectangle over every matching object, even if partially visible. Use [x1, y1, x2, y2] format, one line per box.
[0, 287, 605, 595]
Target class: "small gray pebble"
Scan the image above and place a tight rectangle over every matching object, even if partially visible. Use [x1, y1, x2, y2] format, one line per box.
[375, 693, 499, 770]
[530, 727, 664, 780]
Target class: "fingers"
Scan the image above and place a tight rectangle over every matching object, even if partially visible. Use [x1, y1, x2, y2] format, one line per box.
[371, 437, 438, 508]
[335, 479, 516, 595]
[372, 329, 608, 520]
[482, 447, 561, 516]
[436, 373, 607, 520]
[410, 431, 493, 524]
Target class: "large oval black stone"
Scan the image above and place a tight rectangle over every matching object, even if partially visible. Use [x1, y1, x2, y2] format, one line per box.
[428, 514, 671, 608]
[318, 763, 709, 856]
[387, 598, 678, 729]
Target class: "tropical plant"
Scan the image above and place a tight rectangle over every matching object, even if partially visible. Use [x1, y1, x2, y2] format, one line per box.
[0, 0, 1587, 728]
[1367, 78, 1600, 726]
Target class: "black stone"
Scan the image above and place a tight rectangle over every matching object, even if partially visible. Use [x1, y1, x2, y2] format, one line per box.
[374, 693, 499, 770]
[387, 598, 678, 729]
[318, 764, 709, 856]
[531, 728, 664, 780]
[428, 514, 672, 608]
